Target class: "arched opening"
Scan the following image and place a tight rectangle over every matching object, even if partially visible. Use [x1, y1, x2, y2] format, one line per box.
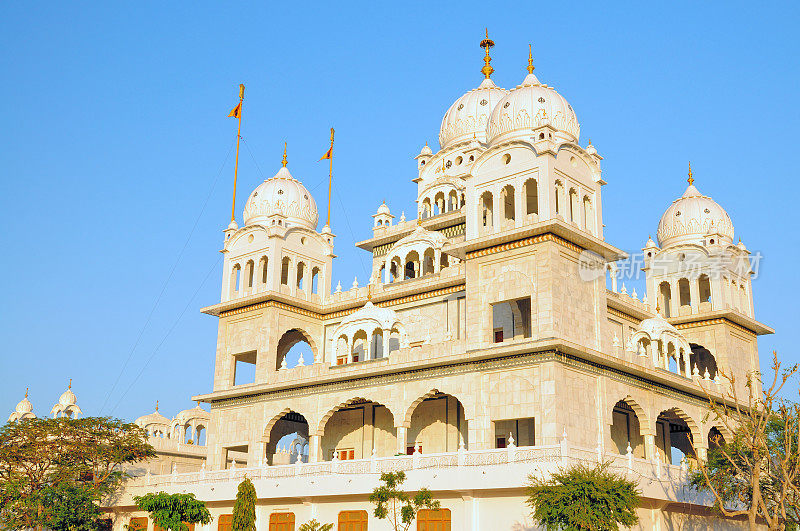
[320, 399, 396, 460]
[245, 260, 254, 291]
[335, 335, 349, 365]
[699, 274, 712, 304]
[678, 278, 691, 308]
[480, 191, 493, 229]
[448, 190, 459, 212]
[502, 184, 515, 222]
[389, 327, 402, 354]
[231, 263, 241, 298]
[351, 329, 368, 362]
[266, 411, 309, 465]
[296, 262, 305, 291]
[434, 192, 445, 216]
[656, 408, 696, 465]
[280, 257, 290, 285]
[690, 343, 718, 379]
[439, 253, 449, 270]
[422, 248, 435, 276]
[610, 400, 645, 458]
[491, 298, 532, 343]
[569, 188, 579, 224]
[659, 281, 672, 317]
[195, 425, 206, 446]
[311, 267, 320, 295]
[370, 328, 384, 359]
[260, 256, 269, 286]
[389, 257, 400, 283]
[404, 251, 419, 280]
[583, 196, 593, 233]
[554, 180, 564, 216]
[421, 198, 432, 219]
[407, 392, 468, 453]
[524, 178, 538, 216]
[276, 329, 315, 369]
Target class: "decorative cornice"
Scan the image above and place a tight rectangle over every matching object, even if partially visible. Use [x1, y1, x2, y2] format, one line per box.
[209, 347, 715, 411]
[608, 306, 642, 324]
[221, 301, 322, 319]
[674, 318, 756, 338]
[466, 232, 581, 259]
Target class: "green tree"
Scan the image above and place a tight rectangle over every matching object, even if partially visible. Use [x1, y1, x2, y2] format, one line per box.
[134, 492, 212, 531]
[369, 471, 440, 531]
[0, 416, 155, 530]
[691, 352, 800, 530]
[298, 519, 334, 531]
[232, 477, 256, 531]
[526, 462, 640, 531]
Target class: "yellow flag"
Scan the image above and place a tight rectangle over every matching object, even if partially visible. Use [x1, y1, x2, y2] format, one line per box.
[228, 102, 241, 119]
[319, 146, 333, 161]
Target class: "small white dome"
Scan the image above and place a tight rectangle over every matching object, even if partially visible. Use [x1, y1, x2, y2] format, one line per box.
[16, 391, 33, 414]
[419, 143, 433, 156]
[58, 383, 76, 406]
[135, 408, 170, 427]
[439, 77, 508, 149]
[177, 403, 210, 423]
[243, 165, 319, 230]
[487, 71, 580, 146]
[377, 201, 391, 215]
[657, 182, 734, 248]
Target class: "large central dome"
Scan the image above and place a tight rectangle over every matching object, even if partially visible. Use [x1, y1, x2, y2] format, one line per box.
[439, 78, 508, 149]
[243, 164, 319, 230]
[487, 66, 580, 146]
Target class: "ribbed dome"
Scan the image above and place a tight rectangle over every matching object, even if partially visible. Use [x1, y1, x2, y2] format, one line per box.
[487, 72, 580, 146]
[377, 201, 391, 215]
[58, 387, 76, 406]
[439, 78, 508, 149]
[243, 165, 319, 230]
[657, 183, 734, 248]
[16, 394, 33, 414]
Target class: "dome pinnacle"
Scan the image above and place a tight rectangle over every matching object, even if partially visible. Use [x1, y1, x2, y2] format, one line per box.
[527, 44, 535, 74]
[480, 28, 495, 79]
[282, 142, 288, 167]
[688, 161, 694, 185]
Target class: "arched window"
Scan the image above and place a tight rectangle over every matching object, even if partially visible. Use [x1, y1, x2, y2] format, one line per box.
[678, 278, 691, 308]
[434, 192, 445, 216]
[524, 178, 538, 216]
[448, 190, 459, 212]
[276, 329, 315, 369]
[502, 184, 515, 222]
[296, 262, 305, 291]
[569, 188, 579, 224]
[245, 260, 254, 290]
[554, 180, 564, 216]
[404, 251, 419, 280]
[351, 330, 368, 362]
[230, 263, 241, 298]
[480, 191, 493, 228]
[260, 256, 268, 286]
[371, 328, 384, 359]
[421, 198, 432, 219]
[280, 257, 290, 285]
[659, 282, 672, 317]
[423, 248, 435, 275]
[311, 267, 320, 295]
[699, 274, 711, 304]
[583, 195, 593, 233]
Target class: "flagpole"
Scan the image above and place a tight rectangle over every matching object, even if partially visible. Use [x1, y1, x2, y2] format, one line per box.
[327, 127, 334, 227]
[231, 84, 244, 223]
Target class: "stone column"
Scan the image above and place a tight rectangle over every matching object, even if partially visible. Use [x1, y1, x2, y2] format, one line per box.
[308, 435, 322, 463]
[396, 426, 408, 455]
[382, 329, 390, 357]
[434, 249, 442, 274]
[644, 434, 655, 460]
[689, 280, 700, 314]
[363, 404, 374, 458]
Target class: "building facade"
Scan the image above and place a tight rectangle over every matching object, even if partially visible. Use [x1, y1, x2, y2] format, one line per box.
[101, 37, 772, 530]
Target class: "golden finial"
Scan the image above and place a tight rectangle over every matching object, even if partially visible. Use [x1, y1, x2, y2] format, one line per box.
[155, 400, 159, 411]
[480, 28, 495, 79]
[25, 387, 29, 399]
[656, 300, 661, 314]
[68, 378, 72, 390]
[527, 44, 535, 74]
[367, 284, 373, 301]
[587, 138, 592, 145]
[282, 143, 288, 167]
[687, 161, 694, 185]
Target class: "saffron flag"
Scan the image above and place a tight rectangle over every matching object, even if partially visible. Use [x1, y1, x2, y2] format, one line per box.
[228, 102, 241, 119]
[319, 146, 333, 161]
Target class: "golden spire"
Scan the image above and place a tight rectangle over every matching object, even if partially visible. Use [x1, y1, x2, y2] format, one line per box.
[282, 142, 288, 167]
[25, 387, 28, 399]
[480, 28, 495, 79]
[155, 400, 159, 411]
[68, 378, 72, 390]
[527, 44, 535, 74]
[687, 161, 694, 185]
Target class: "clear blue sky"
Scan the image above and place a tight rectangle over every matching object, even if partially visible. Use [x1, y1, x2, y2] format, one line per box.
[1, 2, 798, 422]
